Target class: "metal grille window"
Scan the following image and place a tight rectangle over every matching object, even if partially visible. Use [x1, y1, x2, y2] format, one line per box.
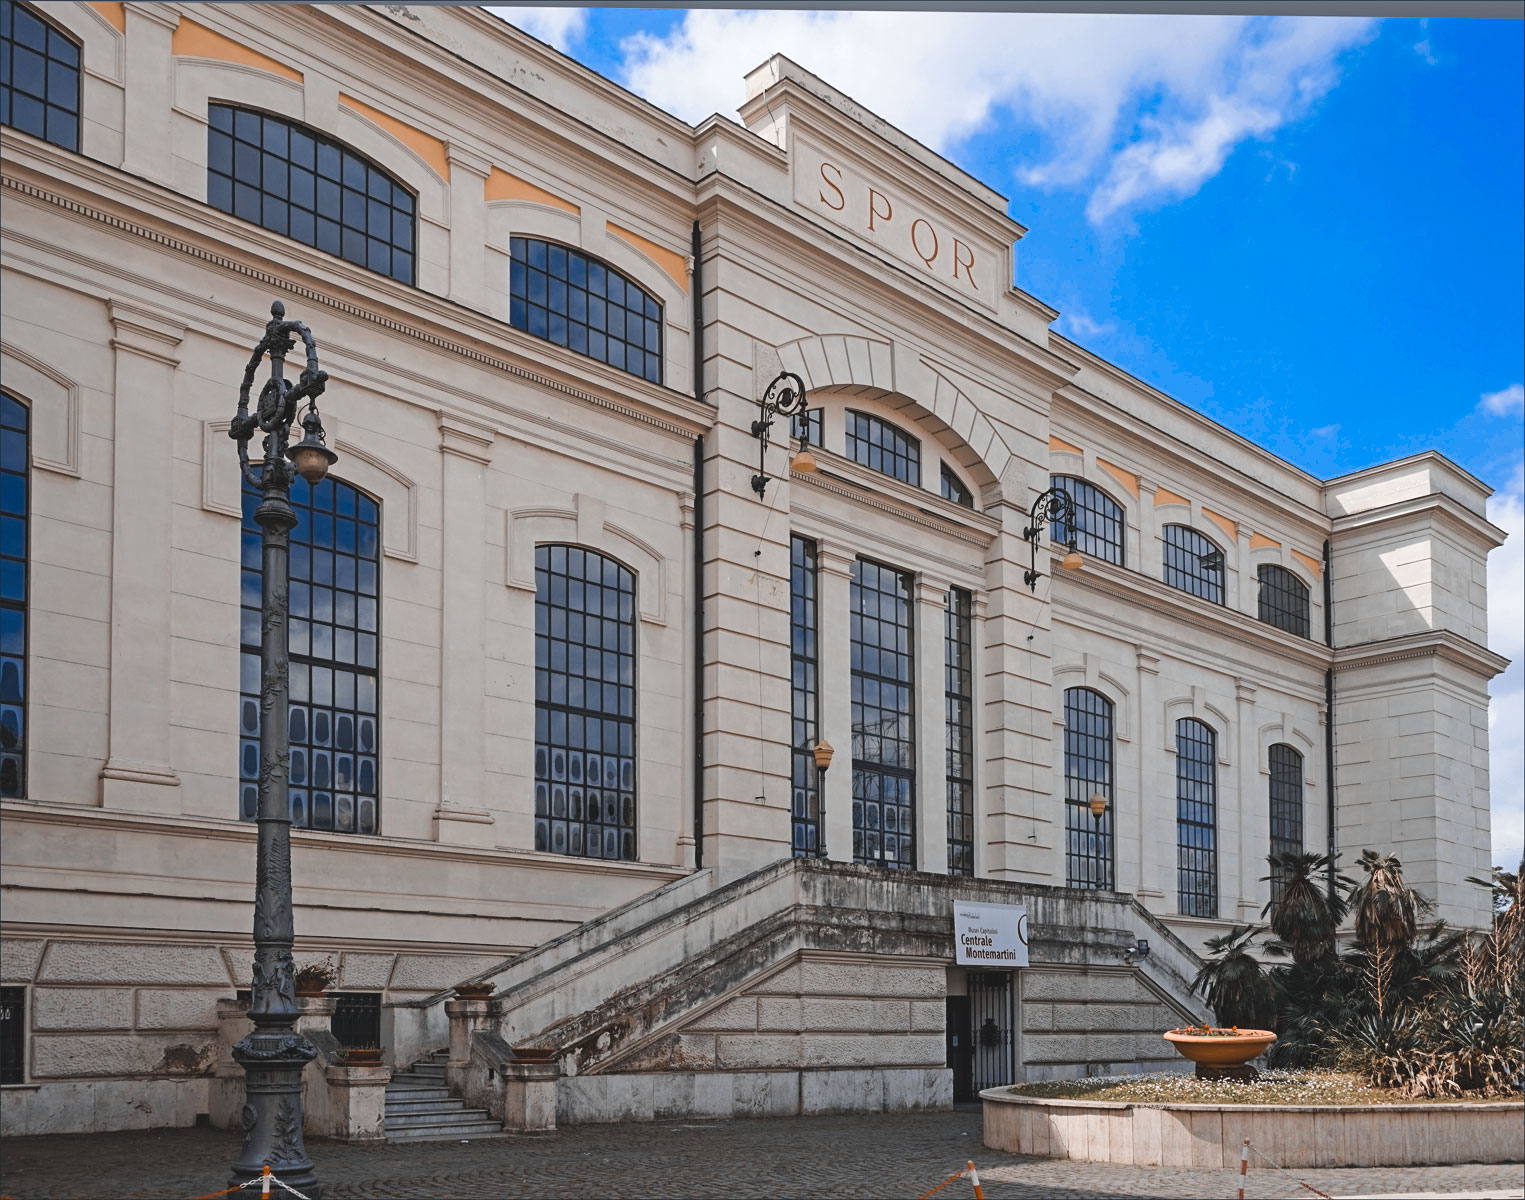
[1050, 475, 1124, 565]
[240, 477, 381, 834]
[510, 237, 662, 384]
[940, 465, 974, 509]
[1175, 718, 1218, 917]
[945, 588, 975, 876]
[0, 986, 23, 1084]
[534, 545, 637, 860]
[851, 558, 915, 869]
[331, 993, 382, 1049]
[845, 411, 920, 486]
[1162, 524, 1225, 604]
[1258, 565, 1311, 638]
[793, 408, 822, 446]
[0, 394, 25, 799]
[790, 536, 821, 857]
[968, 971, 1016, 1092]
[1, 4, 79, 152]
[208, 104, 417, 285]
[1063, 688, 1114, 890]
[1268, 743, 1304, 900]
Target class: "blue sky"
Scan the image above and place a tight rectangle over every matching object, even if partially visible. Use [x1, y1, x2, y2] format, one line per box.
[489, 6, 1523, 868]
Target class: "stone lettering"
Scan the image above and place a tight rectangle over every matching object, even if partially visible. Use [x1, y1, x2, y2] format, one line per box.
[910, 218, 939, 269]
[867, 188, 892, 232]
[818, 162, 845, 211]
[952, 238, 978, 289]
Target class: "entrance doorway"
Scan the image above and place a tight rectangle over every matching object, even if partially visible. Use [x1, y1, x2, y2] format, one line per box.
[945, 994, 973, 1100]
[968, 970, 1016, 1095]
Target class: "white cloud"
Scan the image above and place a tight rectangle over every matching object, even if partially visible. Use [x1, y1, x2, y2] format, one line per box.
[613, 10, 1374, 223]
[486, 6, 587, 53]
[1058, 309, 1114, 340]
[1480, 383, 1524, 417]
[1310, 423, 1341, 439]
[1487, 460, 1524, 871]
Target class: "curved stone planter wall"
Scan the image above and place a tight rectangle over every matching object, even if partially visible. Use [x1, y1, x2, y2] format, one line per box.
[981, 1089, 1525, 1167]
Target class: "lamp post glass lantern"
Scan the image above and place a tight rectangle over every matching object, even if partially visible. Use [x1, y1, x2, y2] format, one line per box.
[226, 301, 335, 1197]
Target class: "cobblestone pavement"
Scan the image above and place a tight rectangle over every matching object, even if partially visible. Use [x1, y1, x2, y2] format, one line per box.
[2, 1112, 1521, 1200]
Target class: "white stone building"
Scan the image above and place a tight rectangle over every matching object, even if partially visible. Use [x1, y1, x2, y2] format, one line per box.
[0, 2, 1507, 1137]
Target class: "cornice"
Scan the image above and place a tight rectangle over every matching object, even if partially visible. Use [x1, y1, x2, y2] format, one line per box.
[793, 452, 1001, 549]
[1334, 629, 1509, 680]
[0, 920, 522, 959]
[1331, 491, 1506, 549]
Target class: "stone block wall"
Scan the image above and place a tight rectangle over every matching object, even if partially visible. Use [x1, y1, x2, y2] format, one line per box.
[1018, 967, 1190, 1082]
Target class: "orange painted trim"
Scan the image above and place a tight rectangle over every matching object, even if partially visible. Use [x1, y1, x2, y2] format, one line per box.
[607, 221, 689, 294]
[1049, 434, 1083, 455]
[1202, 506, 1239, 542]
[339, 93, 448, 180]
[171, 18, 302, 84]
[87, 1, 125, 33]
[1290, 548, 1323, 578]
[485, 167, 580, 215]
[1249, 532, 1281, 551]
[1153, 487, 1190, 508]
[1096, 457, 1141, 499]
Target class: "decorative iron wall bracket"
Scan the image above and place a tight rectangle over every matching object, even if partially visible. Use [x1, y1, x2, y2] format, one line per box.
[751, 370, 808, 497]
[1022, 486, 1078, 590]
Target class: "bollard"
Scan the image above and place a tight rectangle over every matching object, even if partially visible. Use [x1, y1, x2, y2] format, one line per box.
[966, 1161, 984, 1200]
[1236, 1138, 1249, 1200]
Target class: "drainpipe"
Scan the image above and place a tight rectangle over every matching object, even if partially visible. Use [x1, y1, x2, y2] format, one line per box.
[691, 220, 706, 869]
[1323, 537, 1336, 900]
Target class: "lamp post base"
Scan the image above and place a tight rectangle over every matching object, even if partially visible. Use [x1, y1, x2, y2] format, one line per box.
[229, 1030, 322, 1198]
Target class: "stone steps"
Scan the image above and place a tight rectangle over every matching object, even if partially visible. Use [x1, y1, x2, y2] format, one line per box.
[383, 1050, 502, 1142]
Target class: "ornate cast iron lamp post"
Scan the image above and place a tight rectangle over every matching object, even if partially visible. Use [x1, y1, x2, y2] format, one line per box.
[226, 302, 336, 1197]
[1021, 486, 1083, 590]
[750, 370, 812, 497]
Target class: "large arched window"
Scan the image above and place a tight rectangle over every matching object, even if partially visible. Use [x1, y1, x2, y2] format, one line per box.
[1162, 525, 1225, 604]
[1258, 565, 1310, 638]
[940, 464, 974, 509]
[851, 557, 916, 869]
[1268, 743, 1304, 899]
[1051, 475, 1124, 565]
[1175, 718, 1218, 917]
[240, 477, 381, 834]
[534, 545, 637, 860]
[1063, 688, 1113, 890]
[208, 105, 417, 285]
[1, 3, 80, 152]
[510, 238, 662, 384]
[845, 411, 920, 486]
[0, 393, 27, 798]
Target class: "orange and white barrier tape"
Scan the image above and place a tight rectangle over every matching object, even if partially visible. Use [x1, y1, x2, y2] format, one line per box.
[191, 1165, 310, 1200]
[1237, 1138, 1249, 1200]
[966, 1160, 984, 1200]
[916, 1161, 985, 1200]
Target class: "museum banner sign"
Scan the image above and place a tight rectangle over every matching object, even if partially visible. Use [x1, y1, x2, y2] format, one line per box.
[953, 901, 1029, 967]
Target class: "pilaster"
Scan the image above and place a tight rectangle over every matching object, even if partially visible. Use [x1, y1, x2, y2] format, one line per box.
[1234, 679, 1259, 921]
[446, 144, 492, 313]
[914, 576, 950, 874]
[1132, 650, 1163, 903]
[817, 545, 854, 865]
[120, 4, 179, 186]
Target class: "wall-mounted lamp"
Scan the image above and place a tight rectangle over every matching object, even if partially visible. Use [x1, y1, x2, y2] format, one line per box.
[1022, 486, 1081, 590]
[750, 371, 810, 497]
[1086, 793, 1109, 823]
[812, 739, 834, 858]
[1123, 938, 1151, 965]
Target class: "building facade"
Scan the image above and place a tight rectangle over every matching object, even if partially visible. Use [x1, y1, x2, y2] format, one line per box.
[0, 2, 1507, 1135]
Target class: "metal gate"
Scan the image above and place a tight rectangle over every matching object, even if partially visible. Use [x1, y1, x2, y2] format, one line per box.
[331, 992, 382, 1048]
[0, 987, 24, 1085]
[968, 971, 1015, 1093]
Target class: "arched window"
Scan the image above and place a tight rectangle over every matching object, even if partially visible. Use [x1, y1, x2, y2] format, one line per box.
[207, 105, 417, 284]
[1, 3, 80, 152]
[940, 464, 973, 509]
[534, 545, 637, 860]
[1162, 525, 1225, 604]
[945, 588, 975, 875]
[0, 393, 27, 798]
[845, 411, 919, 486]
[793, 408, 822, 446]
[1175, 718, 1217, 917]
[1051, 475, 1124, 565]
[790, 535, 821, 857]
[240, 477, 381, 834]
[510, 238, 662, 384]
[1258, 565, 1310, 638]
[851, 557, 915, 868]
[1268, 743, 1304, 899]
[1063, 688, 1113, 890]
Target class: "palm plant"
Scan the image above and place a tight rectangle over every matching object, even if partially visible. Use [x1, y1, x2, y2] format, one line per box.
[1350, 850, 1426, 952]
[1193, 924, 1276, 1029]
[1262, 850, 1348, 965]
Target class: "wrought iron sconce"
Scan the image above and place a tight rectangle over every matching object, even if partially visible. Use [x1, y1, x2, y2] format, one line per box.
[1123, 938, 1151, 965]
[1022, 486, 1082, 590]
[750, 370, 812, 497]
[812, 739, 834, 858]
[1087, 793, 1109, 824]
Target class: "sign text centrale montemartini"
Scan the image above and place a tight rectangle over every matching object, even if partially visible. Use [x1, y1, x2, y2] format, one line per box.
[959, 932, 1020, 961]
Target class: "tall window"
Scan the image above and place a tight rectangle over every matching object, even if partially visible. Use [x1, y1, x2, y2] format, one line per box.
[1175, 718, 1218, 917]
[534, 545, 637, 860]
[851, 558, 915, 869]
[845, 411, 920, 486]
[1051, 476, 1124, 565]
[1, 3, 79, 152]
[510, 238, 662, 384]
[945, 588, 975, 876]
[1063, 688, 1114, 890]
[940, 464, 974, 509]
[207, 105, 417, 285]
[240, 477, 380, 834]
[1258, 565, 1310, 638]
[790, 536, 821, 857]
[0, 394, 26, 798]
[1268, 743, 1304, 899]
[1162, 524, 1225, 604]
[793, 408, 822, 446]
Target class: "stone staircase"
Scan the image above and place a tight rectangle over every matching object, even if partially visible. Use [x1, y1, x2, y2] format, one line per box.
[384, 1049, 503, 1141]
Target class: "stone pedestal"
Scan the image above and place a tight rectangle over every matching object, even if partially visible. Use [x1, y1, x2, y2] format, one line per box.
[445, 997, 495, 1093]
[502, 1060, 560, 1132]
[322, 1064, 391, 1141]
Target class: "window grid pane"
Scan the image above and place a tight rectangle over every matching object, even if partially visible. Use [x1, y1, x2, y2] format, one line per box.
[1268, 743, 1304, 901]
[1064, 688, 1114, 890]
[793, 408, 822, 446]
[851, 558, 915, 869]
[940, 464, 974, 509]
[790, 536, 821, 857]
[1258, 565, 1311, 638]
[845, 411, 920, 486]
[945, 588, 974, 876]
[1, 4, 79, 152]
[534, 545, 638, 861]
[240, 476, 381, 835]
[0, 393, 27, 799]
[1176, 718, 1218, 917]
[1162, 525, 1225, 604]
[1051, 475, 1124, 565]
[207, 104, 416, 285]
[509, 237, 662, 384]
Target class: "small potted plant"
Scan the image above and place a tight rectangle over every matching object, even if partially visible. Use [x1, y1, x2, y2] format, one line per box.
[294, 956, 337, 997]
[453, 981, 495, 1000]
[336, 1043, 382, 1065]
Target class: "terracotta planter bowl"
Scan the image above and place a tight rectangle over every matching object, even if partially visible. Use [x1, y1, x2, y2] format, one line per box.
[1163, 1028, 1276, 1066]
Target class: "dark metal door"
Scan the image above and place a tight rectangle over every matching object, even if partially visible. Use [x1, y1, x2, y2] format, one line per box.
[0, 987, 24, 1084]
[331, 992, 381, 1048]
[969, 971, 1015, 1093]
[946, 995, 973, 1101]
